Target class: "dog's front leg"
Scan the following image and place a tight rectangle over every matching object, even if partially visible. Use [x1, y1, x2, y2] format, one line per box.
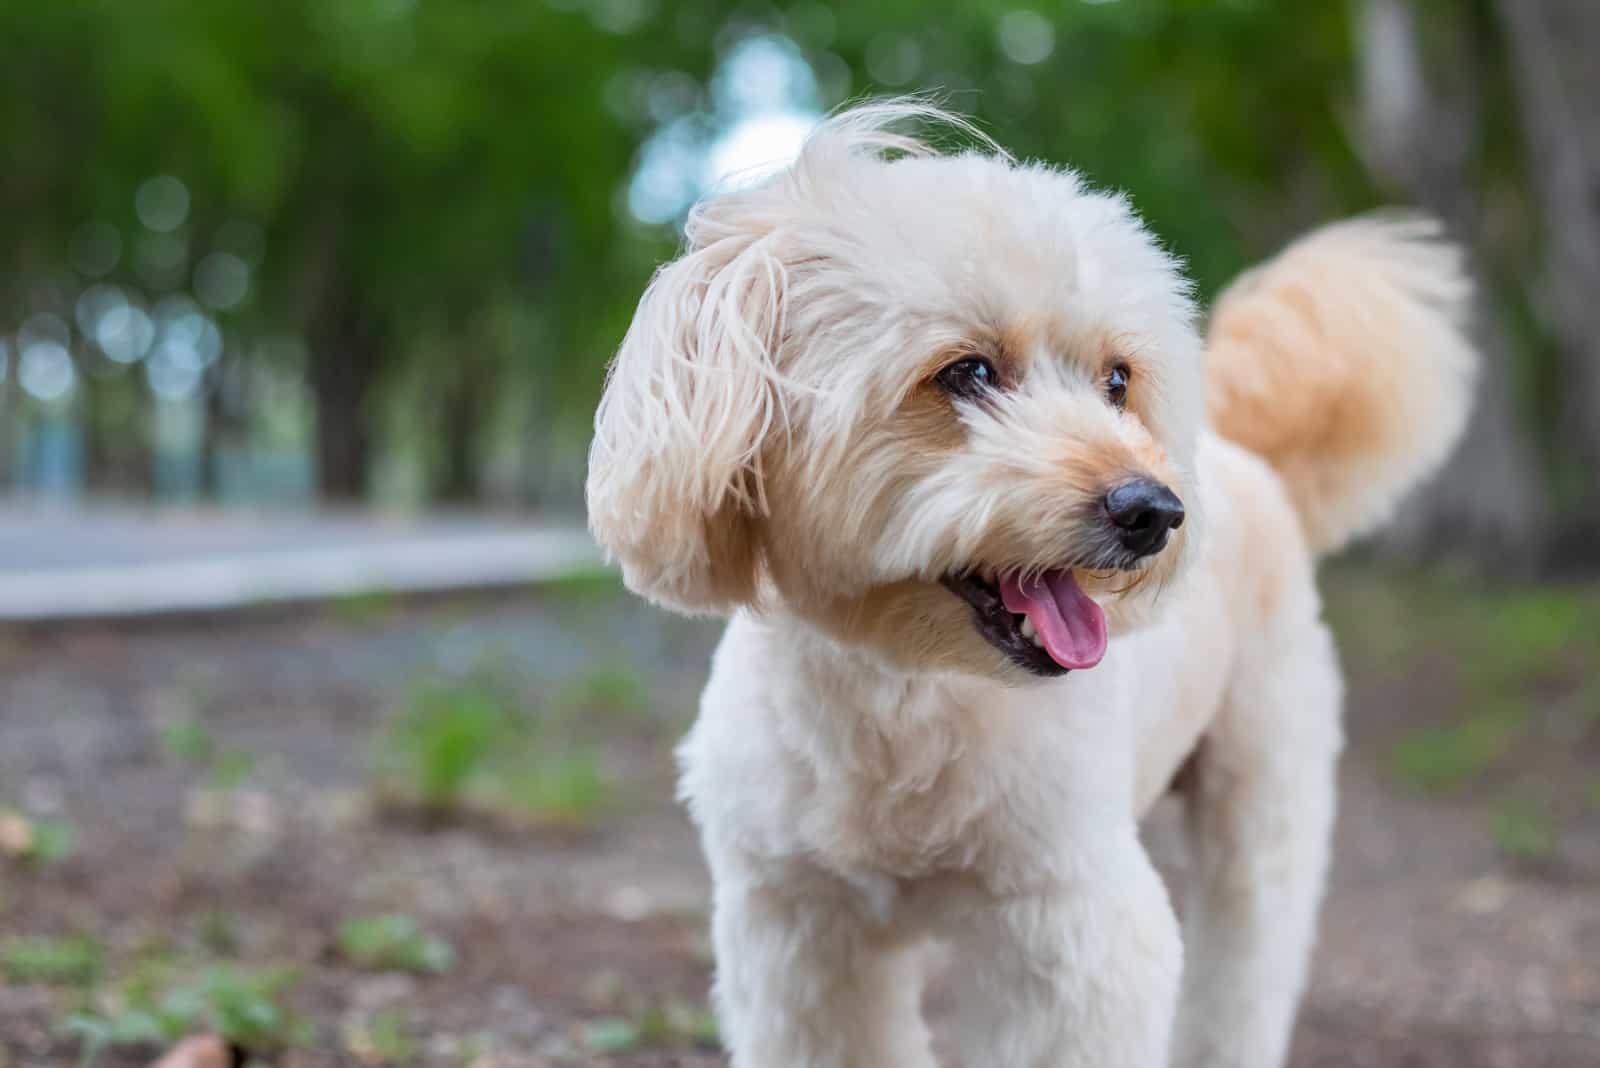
[944, 832, 1183, 1068]
[1171, 621, 1343, 1068]
[709, 879, 935, 1068]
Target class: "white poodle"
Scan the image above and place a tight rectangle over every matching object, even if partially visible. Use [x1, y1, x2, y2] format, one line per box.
[586, 101, 1476, 1068]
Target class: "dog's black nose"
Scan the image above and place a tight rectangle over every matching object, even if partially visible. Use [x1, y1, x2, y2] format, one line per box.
[1104, 479, 1185, 557]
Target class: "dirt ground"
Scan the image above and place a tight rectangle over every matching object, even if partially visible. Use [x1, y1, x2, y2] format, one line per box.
[1, 568, 1597, 1067]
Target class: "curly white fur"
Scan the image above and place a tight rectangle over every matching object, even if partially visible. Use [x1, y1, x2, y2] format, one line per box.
[587, 100, 1477, 1068]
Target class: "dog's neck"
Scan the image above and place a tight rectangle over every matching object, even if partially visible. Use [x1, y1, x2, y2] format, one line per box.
[738, 603, 1038, 739]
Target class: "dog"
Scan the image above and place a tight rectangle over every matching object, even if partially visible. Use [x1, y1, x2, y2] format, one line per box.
[585, 101, 1476, 1068]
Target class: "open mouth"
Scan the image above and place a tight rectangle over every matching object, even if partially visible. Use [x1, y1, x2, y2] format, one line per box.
[940, 568, 1109, 677]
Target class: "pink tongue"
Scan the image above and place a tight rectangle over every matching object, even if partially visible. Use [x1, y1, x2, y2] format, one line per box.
[999, 570, 1108, 670]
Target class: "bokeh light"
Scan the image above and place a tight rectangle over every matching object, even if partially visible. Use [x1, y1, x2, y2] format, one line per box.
[75, 283, 126, 339]
[95, 302, 156, 365]
[997, 11, 1055, 66]
[154, 294, 223, 369]
[712, 33, 819, 116]
[865, 33, 922, 86]
[19, 340, 76, 403]
[590, 0, 650, 35]
[195, 252, 251, 310]
[135, 175, 191, 233]
[144, 340, 205, 401]
[628, 33, 821, 224]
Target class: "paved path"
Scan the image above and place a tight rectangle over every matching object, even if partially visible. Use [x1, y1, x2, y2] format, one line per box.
[0, 503, 601, 621]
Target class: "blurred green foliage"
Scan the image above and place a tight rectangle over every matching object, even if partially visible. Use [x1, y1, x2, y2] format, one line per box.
[0, 1, 1382, 500]
[64, 963, 307, 1066]
[1, 0, 1589, 544]
[336, 913, 456, 975]
[4, 934, 102, 987]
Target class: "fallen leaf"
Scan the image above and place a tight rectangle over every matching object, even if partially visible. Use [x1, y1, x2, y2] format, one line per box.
[0, 809, 33, 856]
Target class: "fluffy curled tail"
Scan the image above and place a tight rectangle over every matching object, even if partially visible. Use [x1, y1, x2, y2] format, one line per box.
[1205, 216, 1478, 556]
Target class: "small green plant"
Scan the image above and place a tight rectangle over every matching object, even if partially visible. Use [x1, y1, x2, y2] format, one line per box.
[60, 1011, 168, 1068]
[639, 999, 720, 1048]
[1388, 715, 1514, 794]
[64, 964, 306, 1066]
[581, 1017, 642, 1054]
[331, 589, 398, 627]
[581, 998, 720, 1055]
[1491, 796, 1556, 863]
[559, 666, 649, 718]
[162, 714, 218, 766]
[161, 715, 257, 789]
[344, 1008, 414, 1064]
[499, 748, 608, 825]
[197, 910, 242, 956]
[377, 675, 613, 825]
[337, 914, 455, 975]
[381, 681, 509, 810]
[3, 935, 100, 986]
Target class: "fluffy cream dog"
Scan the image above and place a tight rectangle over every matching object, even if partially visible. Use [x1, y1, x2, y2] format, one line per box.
[586, 101, 1475, 1068]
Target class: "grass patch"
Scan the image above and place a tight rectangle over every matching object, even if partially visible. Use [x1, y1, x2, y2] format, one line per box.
[4, 935, 101, 986]
[375, 673, 613, 827]
[1329, 569, 1600, 796]
[336, 914, 455, 975]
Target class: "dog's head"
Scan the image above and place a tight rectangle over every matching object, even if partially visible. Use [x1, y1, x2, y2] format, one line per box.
[587, 102, 1203, 683]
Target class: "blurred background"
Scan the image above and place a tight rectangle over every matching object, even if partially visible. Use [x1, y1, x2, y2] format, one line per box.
[1, 2, 1596, 1067]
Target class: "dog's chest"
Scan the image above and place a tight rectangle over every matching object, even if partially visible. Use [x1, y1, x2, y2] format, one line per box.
[789, 691, 1068, 882]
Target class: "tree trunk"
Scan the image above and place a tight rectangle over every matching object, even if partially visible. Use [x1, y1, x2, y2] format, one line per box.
[78, 361, 115, 493]
[1355, 0, 1549, 564]
[1493, 0, 1600, 547]
[435, 378, 482, 504]
[0, 360, 15, 491]
[308, 293, 383, 503]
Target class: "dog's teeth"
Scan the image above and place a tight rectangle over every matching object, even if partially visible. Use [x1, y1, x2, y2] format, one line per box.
[1030, 634, 1044, 647]
[1019, 617, 1036, 640]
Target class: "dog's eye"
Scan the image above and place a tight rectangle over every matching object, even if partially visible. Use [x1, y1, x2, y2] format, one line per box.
[1105, 363, 1131, 410]
[935, 356, 997, 399]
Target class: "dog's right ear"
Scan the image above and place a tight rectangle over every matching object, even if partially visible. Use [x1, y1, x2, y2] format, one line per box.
[585, 199, 790, 616]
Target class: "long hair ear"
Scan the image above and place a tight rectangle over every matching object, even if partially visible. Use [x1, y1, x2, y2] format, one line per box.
[585, 200, 789, 615]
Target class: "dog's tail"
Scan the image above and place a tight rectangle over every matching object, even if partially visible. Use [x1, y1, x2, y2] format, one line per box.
[1204, 216, 1478, 557]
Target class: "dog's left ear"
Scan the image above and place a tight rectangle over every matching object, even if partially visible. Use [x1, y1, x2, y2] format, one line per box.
[585, 195, 791, 616]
